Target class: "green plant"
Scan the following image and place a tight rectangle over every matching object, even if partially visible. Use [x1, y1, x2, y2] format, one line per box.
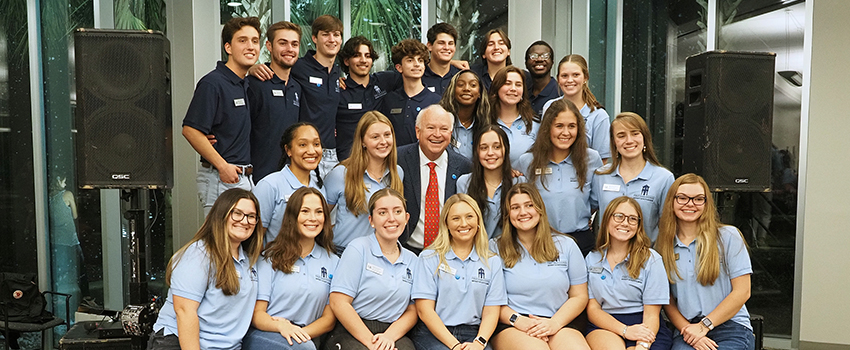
[351, 0, 419, 71]
[436, 0, 479, 61]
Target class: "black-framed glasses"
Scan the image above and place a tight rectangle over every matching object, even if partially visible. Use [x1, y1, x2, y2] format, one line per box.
[612, 213, 640, 226]
[528, 53, 551, 61]
[231, 209, 258, 224]
[675, 194, 707, 206]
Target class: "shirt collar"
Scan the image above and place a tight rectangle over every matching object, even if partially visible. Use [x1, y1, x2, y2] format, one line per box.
[282, 164, 316, 189]
[216, 61, 246, 85]
[614, 162, 654, 181]
[368, 234, 406, 264]
[419, 146, 448, 170]
[233, 244, 248, 263]
[446, 246, 481, 262]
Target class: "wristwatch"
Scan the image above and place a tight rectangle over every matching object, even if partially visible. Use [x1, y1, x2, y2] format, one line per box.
[509, 313, 519, 326]
[700, 316, 715, 331]
[475, 336, 488, 346]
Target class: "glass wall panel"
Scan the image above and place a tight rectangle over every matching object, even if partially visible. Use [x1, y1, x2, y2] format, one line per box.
[436, 0, 507, 63]
[717, 0, 804, 337]
[351, 0, 420, 71]
[588, 0, 617, 109]
[291, 0, 341, 56]
[221, 0, 272, 62]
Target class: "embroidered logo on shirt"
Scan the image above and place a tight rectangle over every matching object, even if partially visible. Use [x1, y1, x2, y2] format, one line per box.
[402, 268, 413, 284]
[315, 266, 332, 285]
[641, 185, 650, 196]
[471, 268, 490, 285]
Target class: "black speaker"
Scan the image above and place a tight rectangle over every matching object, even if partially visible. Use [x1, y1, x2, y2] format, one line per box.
[74, 29, 173, 189]
[682, 51, 775, 192]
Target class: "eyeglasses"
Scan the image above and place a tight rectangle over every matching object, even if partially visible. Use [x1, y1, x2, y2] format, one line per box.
[528, 53, 551, 61]
[231, 209, 258, 224]
[675, 194, 707, 206]
[612, 213, 640, 226]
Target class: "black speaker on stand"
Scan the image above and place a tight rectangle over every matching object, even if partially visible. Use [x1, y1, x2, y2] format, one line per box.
[682, 51, 775, 192]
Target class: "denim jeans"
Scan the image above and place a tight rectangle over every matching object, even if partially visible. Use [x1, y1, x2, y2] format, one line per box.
[243, 327, 318, 350]
[671, 320, 754, 350]
[319, 148, 338, 179]
[410, 322, 493, 350]
[196, 164, 252, 216]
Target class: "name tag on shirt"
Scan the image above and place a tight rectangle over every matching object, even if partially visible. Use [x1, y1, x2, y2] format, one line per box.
[291, 265, 300, 273]
[390, 108, 403, 115]
[427, 86, 436, 92]
[451, 138, 460, 149]
[603, 184, 621, 192]
[348, 103, 363, 110]
[366, 263, 384, 275]
[534, 167, 553, 175]
[233, 98, 245, 107]
[439, 263, 457, 275]
[309, 76, 323, 86]
[588, 266, 604, 274]
[272, 89, 284, 97]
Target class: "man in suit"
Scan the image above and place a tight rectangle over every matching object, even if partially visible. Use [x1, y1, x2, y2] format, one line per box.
[397, 105, 472, 254]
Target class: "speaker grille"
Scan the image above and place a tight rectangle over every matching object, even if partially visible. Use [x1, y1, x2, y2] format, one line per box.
[74, 29, 172, 189]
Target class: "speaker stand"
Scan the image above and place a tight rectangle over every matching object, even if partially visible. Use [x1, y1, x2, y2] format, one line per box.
[121, 189, 148, 306]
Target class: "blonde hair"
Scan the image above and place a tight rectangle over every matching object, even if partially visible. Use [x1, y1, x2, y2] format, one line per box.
[497, 183, 560, 268]
[594, 196, 652, 279]
[166, 189, 264, 295]
[338, 111, 403, 216]
[424, 194, 495, 276]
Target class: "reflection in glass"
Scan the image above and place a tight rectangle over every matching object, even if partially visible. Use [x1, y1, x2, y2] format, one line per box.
[351, 0, 420, 71]
[291, 0, 340, 56]
[436, 0, 507, 63]
[221, 0, 272, 63]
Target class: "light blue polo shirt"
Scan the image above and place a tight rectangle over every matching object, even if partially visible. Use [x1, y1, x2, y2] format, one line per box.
[324, 164, 404, 248]
[451, 119, 475, 160]
[456, 175, 525, 239]
[412, 248, 507, 326]
[586, 248, 669, 314]
[256, 243, 339, 327]
[253, 164, 323, 244]
[541, 100, 612, 160]
[591, 162, 674, 243]
[496, 115, 539, 165]
[496, 234, 587, 317]
[331, 235, 417, 323]
[671, 226, 753, 330]
[153, 241, 258, 350]
[515, 149, 603, 233]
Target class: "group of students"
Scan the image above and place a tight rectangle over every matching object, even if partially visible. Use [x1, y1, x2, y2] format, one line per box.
[160, 12, 755, 350]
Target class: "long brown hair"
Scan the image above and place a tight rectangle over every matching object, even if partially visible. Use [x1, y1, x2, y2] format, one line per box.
[596, 112, 662, 175]
[557, 54, 602, 111]
[480, 29, 512, 66]
[488, 66, 537, 132]
[467, 126, 513, 232]
[655, 174, 745, 285]
[264, 187, 336, 273]
[527, 99, 589, 191]
[338, 111, 403, 216]
[166, 188, 264, 295]
[424, 194, 495, 276]
[497, 183, 560, 268]
[594, 196, 652, 279]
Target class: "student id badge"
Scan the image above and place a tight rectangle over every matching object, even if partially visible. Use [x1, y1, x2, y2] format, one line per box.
[366, 263, 384, 275]
[309, 76, 323, 86]
[534, 167, 553, 175]
[439, 263, 457, 275]
[233, 98, 245, 107]
[348, 103, 363, 110]
[272, 89, 284, 97]
[602, 184, 621, 192]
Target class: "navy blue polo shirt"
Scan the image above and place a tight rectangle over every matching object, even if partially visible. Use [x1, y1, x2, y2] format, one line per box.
[248, 63, 302, 183]
[182, 61, 251, 165]
[470, 61, 493, 92]
[291, 50, 341, 149]
[421, 65, 461, 96]
[379, 86, 441, 146]
[336, 74, 395, 160]
[529, 76, 561, 117]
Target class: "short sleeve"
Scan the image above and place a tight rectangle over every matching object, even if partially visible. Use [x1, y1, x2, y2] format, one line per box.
[562, 236, 589, 285]
[330, 243, 366, 297]
[484, 256, 508, 306]
[642, 250, 670, 305]
[255, 258, 274, 301]
[169, 243, 212, 302]
[254, 177, 278, 228]
[722, 226, 753, 278]
[182, 80, 218, 134]
[456, 174, 471, 194]
[589, 109, 612, 159]
[323, 165, 346, 206]
[411, 253, 439, 301]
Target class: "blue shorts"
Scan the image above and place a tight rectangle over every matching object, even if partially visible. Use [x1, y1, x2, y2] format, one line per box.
[587, 311, 673, 350]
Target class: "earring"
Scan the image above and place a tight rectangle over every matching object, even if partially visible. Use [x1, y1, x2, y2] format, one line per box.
[643, 146, 646, 153]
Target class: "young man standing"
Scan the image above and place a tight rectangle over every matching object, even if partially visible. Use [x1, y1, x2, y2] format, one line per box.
[248, 21, 302, 184]
[380, 39, 441, 147]
[525, 40, 561, 117]
[182, 17, 260, 215]
[422, 23, 462, 96]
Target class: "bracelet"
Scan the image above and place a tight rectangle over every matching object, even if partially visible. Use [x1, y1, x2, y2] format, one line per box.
[451, 342, 461, 350]
[638, 341, 651, 349]
[622, 325, 628, 338]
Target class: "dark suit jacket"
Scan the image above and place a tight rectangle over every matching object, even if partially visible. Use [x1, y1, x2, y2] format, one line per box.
[397, 143, 472, 246]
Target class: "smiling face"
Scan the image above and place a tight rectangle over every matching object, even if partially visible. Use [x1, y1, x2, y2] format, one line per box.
[344, 44, 373, 78]
[313, 29, 342, 58]
[286, 126, 322, 172]
[557, 61, 587, 99]
[370, 195, 409, 242]
[477, 130, 504, 171]
[267, 28, 299, 70]
[550, 110, 578, 152]
[497, 71, 524, 107]
[484, 32, 510, 65]
[525, 44, 553, 78]
[428, 33, 456, 65]
[363, 121, 393, 161]
[612, 120, 645, 160]
[297, 193, 324, 240]
[509, 193, 540, 235]
[415, 108, 453, 161]
[225, 26, 260, 70]
[454, 72, 481, 107]
[673, 183, 707, 223]
[447, 201, 479, 245]
[607, 202, 640, 243]
[227, 198, 257, 246]
[395, 55, 426, 80]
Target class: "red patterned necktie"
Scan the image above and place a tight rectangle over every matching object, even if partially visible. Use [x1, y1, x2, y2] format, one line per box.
[423, 162, 439, 247]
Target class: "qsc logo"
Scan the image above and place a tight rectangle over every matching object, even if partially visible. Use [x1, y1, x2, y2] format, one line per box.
[111, 174, 131, 180]
[734, 178, 749, 184]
